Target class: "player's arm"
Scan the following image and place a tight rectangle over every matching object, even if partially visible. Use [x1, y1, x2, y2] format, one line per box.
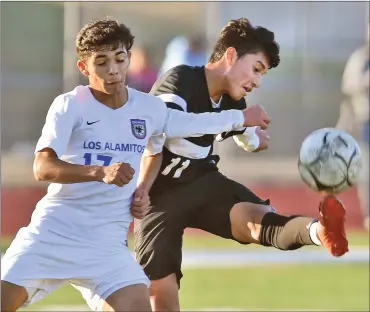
[34, 148, 104, 183]
[214, 97, 249, 142]
[136, 128, 166, 192]
[215, 99, 269, 152]
[34, 149, 133, 186]
[160, 107, 270, 152]
[136, 149, 163, 192]
[216, 126, 266, 152]
[33, 96, 104, 183]
[163, 107, 246, 138]
[233, 126, 270, 152]
[154, 101, 268, 138]
[33, 96, 133, 186]
[130, 143, 162, 218]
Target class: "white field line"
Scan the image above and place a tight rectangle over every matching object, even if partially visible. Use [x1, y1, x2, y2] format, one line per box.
[4, 247, 369, 269]
[30, 305, 340, 311]
[181, 246, 369, 268]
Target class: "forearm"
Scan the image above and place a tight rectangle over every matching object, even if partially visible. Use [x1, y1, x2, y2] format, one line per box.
[164, 108, 245, 138]
[233, 126, 260, 152]
[33, 157, 103, 184]
[137, 151, 163, 192]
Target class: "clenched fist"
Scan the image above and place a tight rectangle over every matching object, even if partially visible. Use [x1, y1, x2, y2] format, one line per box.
[242, 104, 271, 130]
[101, 162, 135, 187]
[131, 188, 150, 219]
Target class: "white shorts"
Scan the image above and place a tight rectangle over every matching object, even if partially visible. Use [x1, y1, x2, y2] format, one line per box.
[1, 227, 150, 311]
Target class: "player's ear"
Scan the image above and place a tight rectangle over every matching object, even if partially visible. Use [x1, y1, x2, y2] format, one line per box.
[77, 59, 89, 76]
[225, 47, 238, 67]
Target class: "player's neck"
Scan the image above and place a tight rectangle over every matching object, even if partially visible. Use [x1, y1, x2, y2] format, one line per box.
[89, 86, 128, 109]
[204, 63, 228, 103]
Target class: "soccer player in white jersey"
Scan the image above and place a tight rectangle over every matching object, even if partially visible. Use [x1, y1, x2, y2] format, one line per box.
[1, 18, 270, 312]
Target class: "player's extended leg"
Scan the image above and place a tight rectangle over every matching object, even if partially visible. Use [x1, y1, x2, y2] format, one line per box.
[229, 195, 349, 257]
[101, 284, 151, 312]
[187, 172, 349, 258]
[1, 281, 28, 312]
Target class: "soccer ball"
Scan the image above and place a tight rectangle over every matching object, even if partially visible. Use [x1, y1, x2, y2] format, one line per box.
[298, 128, 362, 194]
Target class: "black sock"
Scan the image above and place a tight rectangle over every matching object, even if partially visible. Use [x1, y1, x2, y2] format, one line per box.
[258, 212, 316, 250]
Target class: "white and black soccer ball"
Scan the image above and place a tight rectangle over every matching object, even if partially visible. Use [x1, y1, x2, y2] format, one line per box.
[298, 128, 362, 194]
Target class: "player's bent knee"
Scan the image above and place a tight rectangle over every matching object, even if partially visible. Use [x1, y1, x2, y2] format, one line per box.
[1, 280, 29, 312]
[103, 283, 151, 312]
[230, 202, 274, 244]
[150, 274, 180, 312]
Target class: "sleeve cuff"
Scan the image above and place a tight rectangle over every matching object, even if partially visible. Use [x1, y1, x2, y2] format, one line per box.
[231, 110, 245, 130]
[34, 139, 61, 157]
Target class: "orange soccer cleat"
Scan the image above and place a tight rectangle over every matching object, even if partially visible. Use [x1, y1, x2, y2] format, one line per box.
[317, 195, 349, 257]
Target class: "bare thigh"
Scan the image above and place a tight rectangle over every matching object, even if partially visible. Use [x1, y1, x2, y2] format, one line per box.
[1, 281, 28, 312]
[149, 274, 180, 312]
[102, 283, 151, 312]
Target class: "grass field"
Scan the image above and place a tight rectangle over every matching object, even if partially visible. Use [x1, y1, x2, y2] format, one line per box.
[18, 263, 369, 311]
[2, 230, 367, 311]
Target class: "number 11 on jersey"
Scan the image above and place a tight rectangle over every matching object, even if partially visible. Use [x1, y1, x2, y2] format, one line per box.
[161, 157, 190, 178]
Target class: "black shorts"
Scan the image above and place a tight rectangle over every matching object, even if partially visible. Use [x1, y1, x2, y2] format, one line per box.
[134, 171, 270, 285]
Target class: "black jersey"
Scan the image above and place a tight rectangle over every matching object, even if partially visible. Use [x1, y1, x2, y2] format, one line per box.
[150, 65, 246, 193]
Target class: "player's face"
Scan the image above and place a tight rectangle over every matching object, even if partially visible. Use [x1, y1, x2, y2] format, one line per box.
[225, 50, 268, 100]
[77, 46, 131, 94]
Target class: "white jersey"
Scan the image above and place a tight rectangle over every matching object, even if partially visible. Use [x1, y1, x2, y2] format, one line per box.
[27, 85, 244, 247]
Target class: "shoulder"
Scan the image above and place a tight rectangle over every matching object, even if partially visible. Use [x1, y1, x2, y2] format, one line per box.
[160, 64, 197, 81]
[50, 85, 87, 113]
[164, 64, 197, 79]
[150, 65, 200, 98]
[129, 87, 166, 111]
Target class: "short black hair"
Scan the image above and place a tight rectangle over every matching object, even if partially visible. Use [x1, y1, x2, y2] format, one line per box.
[209, 18, 280, 69]
[75, 17, 134, 59]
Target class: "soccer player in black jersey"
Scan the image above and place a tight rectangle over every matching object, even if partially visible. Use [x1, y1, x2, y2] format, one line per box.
[134, 18, 349, 311]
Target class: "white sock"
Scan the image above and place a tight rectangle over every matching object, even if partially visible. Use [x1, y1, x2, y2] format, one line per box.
[309, 221, 322, 246]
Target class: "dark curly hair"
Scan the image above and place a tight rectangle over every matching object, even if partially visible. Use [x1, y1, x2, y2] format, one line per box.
[209, 18, 280, 69]
[75, 17, 134, 59]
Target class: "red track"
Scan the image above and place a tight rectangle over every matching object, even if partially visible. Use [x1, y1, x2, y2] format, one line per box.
[1, 185, 365, 237]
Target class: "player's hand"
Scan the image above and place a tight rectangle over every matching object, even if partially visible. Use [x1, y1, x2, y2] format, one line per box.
[101, 162, 135, 187]
[242, 104, 271, 130]
[131, 188, 150, 219]
[253, 127, 270, 152]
